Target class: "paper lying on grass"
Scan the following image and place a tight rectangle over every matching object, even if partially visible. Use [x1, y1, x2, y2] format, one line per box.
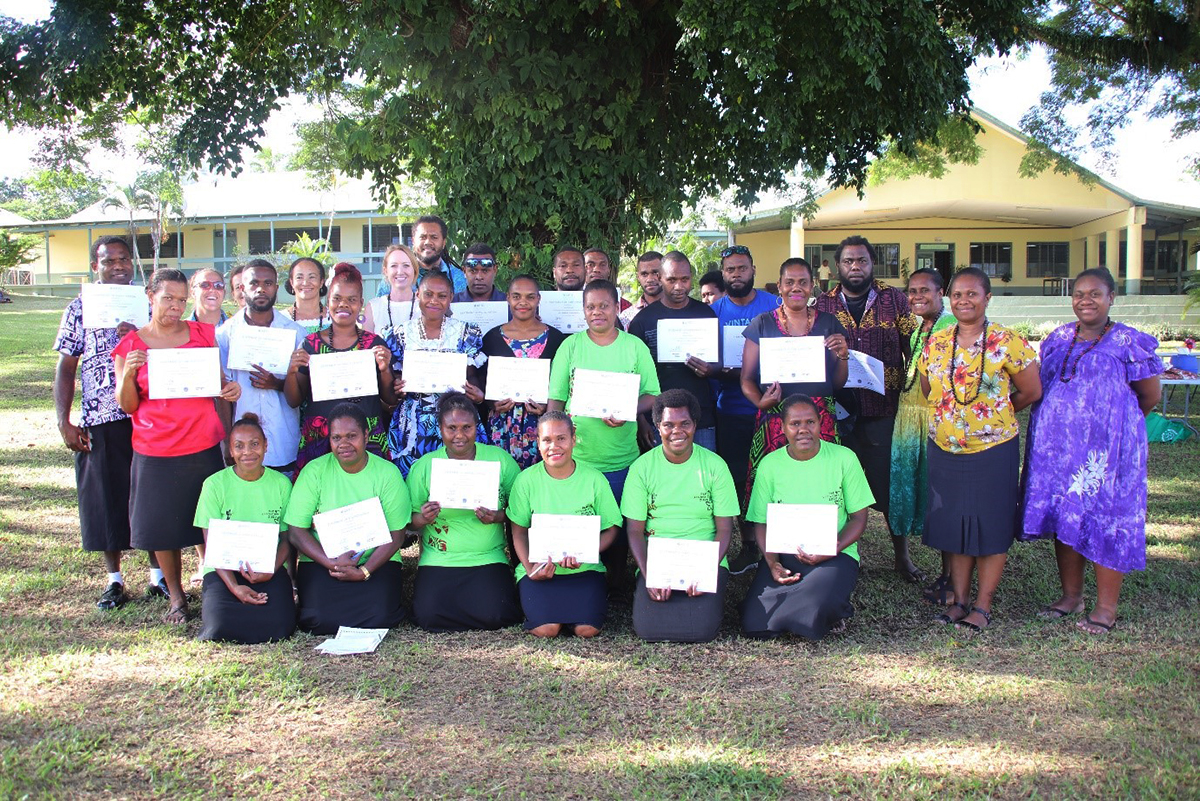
[315, 626, 389, 655]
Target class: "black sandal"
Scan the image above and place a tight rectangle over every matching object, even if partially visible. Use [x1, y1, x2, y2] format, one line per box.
[955, 606, 992, 632]
[934, 602, 969, 625]
[922, 574, 954, 605]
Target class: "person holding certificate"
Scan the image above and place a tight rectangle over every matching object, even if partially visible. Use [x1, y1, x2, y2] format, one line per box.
[406, 393, 522, 632]
[187, 268, 229, 328]
[623, 390, 739, 643]
[507, 412, 622, 638]
[283, 257, 330, 334]
[284, 403, 411, 634]
[194, 413, 296, 643]
[740, 258, 850, 517]
[113, 268, 242, 624]
[480, 274, 567, 467]
[363, 244, 417, 337]
[386, 271, 488, 477]
[740, 395, 874, 640]
[285, 263, 397, 473]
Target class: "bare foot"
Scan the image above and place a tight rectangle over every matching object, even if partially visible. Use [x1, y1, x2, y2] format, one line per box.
[163, 604, 188, 625]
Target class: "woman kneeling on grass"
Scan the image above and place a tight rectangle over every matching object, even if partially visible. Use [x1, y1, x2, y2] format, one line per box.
[194, 413, 296, 643]
[284, 403, 411, 635]
[507, 411, 622, 638]
[406, 392, 523, 632]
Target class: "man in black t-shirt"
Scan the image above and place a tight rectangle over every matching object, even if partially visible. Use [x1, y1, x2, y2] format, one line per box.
[627, 251, 719, 452]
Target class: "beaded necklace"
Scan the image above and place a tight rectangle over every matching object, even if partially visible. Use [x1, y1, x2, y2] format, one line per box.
[949, 320, 989, 406]
[903, 317, 937, 393]
[1058, 319, 1112, 383]
[290, 301, 325, 332]
[384, 292, 416, 336]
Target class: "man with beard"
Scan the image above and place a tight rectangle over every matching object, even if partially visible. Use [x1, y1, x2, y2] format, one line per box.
[815, 235, 921, 583]
[618, 251, 664, 328]
[412, 215, 467, 295]
[710, 244, 780, 574]
[453, 243, 506, 302]
[216, 259, 309, 477]
[583, 247, 632, 313]
[552, 246, 586, 292]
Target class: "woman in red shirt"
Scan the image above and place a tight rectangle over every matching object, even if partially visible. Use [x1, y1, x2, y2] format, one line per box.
[114, 268, 241, 624]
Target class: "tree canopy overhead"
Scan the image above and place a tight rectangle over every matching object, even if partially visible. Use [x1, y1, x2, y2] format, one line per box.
[0, 1, 1027, 271]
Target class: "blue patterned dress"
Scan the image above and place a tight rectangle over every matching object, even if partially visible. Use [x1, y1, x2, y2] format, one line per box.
[1020, 322, 1163, 572]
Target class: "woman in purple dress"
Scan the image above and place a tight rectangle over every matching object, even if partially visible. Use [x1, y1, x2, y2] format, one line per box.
[1021, 268, 1163, 634]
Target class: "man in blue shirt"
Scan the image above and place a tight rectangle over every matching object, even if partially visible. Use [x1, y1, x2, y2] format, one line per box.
[452, 243, 506, 302]
[413, 215, 468, 295]
[709, 244, 780, 573]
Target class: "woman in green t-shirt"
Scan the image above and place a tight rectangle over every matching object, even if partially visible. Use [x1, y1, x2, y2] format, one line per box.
[741, 394, 874, 640]
[407, 392, 522, 632]
[194, 413, 296, 643]
[284, 403, 411, 635]
[508, 412, 622, 638]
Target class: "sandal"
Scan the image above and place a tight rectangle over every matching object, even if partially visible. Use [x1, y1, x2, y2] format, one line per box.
[896, 563, 927, 585]
[922, 575, 954, 606]
[956, 605, 992, 632]
[163, 604, 189, 625]
[1077, 615, 1114, 635]
[934, 602, 969, 625]
[1037, 602, 1083, 620]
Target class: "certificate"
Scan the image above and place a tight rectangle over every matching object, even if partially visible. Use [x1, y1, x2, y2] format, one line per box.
[308, 349, 378, 402]
[759, 336, 825, 384]
[226, 325, 298, 375]
[313, 497, 393, 559]
[569, 368, 640, 421]
[147, 347, 221, 400]
[429, 458, 501, 510]
[527, 513, 601, 564]
[722, 325, 746, 368]
[539, 291, 587, 334]
[450, 301, 509, 333]
[765, 503, 839, 556]
[657, 318, 718, 363]
[844, 351, 886, 395]
[402, 349, 468, 394]
[203, 519, 279, 574]
[81, 283, 149, 329]
[645, 537, 719, 593]
[315, 626, 388, 655]
[485, 356, 551, 403]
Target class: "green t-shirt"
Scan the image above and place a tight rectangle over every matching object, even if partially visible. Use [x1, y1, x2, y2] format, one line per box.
[283, 452, 412, 564]
[193, 466, 293, 576]
[507, 460, 623, 580]
[620, 445, 739, 569]
[547, 330, 661, 473]
[406, 444, 521, 568]
[745, 442, 874, 562]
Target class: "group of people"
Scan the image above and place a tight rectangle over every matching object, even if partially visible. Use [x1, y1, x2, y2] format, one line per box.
[53, 217, 1163, 644]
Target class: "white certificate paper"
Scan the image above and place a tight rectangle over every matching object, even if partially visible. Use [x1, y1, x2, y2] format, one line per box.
[645, 537, 719, 593]
[485, 356, 551, 403]
[539, 291, 587, 333]
[569, 368, 640, 421]
[147, 347, 221, 400]
[765, 503, 839, 556]
[657, 318, 718, 363]
[313, 497, 393, 559]
[723, 325, 746, 368]
[81, 283, 149, 329]
[450, 301, 509, 333]
[845, 351, 886, 395]
[308, 349, 378, 402]
[759, 336, 825, 384]
[402, 349, 468, 394]
[315, 626, 388, 655]
[527, 513, 601, 564]
[227, 325, 298, 375]
[429, 458, 501, 510]
[203, 519, 279, 574]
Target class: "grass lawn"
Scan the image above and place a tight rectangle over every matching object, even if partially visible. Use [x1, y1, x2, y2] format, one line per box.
[1, 292, 1197, 799]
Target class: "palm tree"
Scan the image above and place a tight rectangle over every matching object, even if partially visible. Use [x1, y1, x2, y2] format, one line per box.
[102, 185, 151, 283]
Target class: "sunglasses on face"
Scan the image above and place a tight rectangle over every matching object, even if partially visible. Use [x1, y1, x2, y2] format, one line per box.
[720, 245, 751, 259]
[464, 258, 495, 269]
[198, 281, 226, 290]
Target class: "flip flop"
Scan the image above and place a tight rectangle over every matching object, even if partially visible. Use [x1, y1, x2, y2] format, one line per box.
[897, 564, 927, 584]
[1037, 603, 1083, 620]
[955, 605, 992, 633]
[1077, 615, 1114, 635]
[934, 602, 969, 625]
[163, 604, 189, 625]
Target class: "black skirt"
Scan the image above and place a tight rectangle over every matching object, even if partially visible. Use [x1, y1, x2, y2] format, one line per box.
[295, 560, 405, 635]
[412, 563, 521, 633]
[75, 419, 133, 552]
[517, 570, 607, 630]
[740, 553, 858, 640]
[924, 436, 1019, 557]
[632, 568, 729, 644]
[198, 568, 296, 644]
[129, 445, 223, 551]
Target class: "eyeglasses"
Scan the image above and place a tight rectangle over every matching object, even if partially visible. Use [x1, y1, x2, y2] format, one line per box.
[463, 257, 495, 269]
[198, 281, 226, 290]
[840, 257, 870, 267]
[720, 245, 751, 259]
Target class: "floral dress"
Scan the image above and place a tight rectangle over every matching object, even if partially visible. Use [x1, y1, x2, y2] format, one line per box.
[386, 316, 487, 477]
[481, 326, 566, 468]
[1020, 322, 1163, 572]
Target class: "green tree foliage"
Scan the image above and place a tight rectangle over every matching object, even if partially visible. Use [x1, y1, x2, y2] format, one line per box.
[0, 230, 39, 270]
[0, 0, 1028, 274]
[0, 167, 105, 221]
[1022, 1, 1200, 178]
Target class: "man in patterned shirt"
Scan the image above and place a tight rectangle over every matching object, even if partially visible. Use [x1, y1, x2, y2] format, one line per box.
[815, 236, 922, 583]
[53, 236, 164, 610]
